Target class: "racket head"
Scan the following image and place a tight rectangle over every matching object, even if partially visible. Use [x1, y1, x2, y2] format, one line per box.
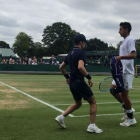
[99, 77, 113, 92]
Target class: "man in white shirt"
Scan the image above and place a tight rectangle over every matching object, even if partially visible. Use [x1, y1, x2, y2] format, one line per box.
[9, 55, 13, 64]
[28, 56, 32, 65]
[110, 22, 137, 126]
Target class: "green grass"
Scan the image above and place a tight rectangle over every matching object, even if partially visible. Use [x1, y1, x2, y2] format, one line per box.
[0, 74, 140, 140]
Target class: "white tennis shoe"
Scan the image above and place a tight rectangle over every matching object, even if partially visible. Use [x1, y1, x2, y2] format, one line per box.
[87, 125, 103, 133]
[120, 118, 137, 127]
[55, 115, 66, 128]
[121, 108, 135, 121]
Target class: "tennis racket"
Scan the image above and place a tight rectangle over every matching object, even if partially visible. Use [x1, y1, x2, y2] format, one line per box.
[99, 77, 113, 92]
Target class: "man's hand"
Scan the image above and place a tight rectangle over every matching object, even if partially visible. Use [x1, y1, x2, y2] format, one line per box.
[116, 56, 122, 61]
[88, 79, 93, 87]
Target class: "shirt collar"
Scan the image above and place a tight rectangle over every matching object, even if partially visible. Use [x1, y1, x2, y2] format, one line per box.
[73, 47, 80, 49]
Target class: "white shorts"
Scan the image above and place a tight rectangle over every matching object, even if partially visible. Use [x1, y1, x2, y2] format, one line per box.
[112, 73, 134, 90]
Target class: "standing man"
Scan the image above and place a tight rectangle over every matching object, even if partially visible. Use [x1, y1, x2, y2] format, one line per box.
[28, 56, 32, 65]
[9, 55, 13, 64]
[55, 34, 103, 133]
[110, 22, 137, 126]
[49, 54, 56, 65]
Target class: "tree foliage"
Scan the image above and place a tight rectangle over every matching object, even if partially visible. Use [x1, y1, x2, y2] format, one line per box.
[13, 22, 140, 58]
[116, 41, 122, 50]
[0, 41, 10, 48]
[28, 42, 43, 57]
[42, 22, 79, 55]
[12, 32, 32, 57]
[84, 38, 108, 51]
[117, 39, 140, 50]
[135, 39, 140, 50]
[108, 44, 116, 50]
[28, 36, 34, 48]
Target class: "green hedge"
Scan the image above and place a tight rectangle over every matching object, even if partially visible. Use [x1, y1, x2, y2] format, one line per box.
[0, 64, 110, 72]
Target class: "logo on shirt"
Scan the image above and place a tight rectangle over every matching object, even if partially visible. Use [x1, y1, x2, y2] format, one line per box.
[71, 51, 74, 55]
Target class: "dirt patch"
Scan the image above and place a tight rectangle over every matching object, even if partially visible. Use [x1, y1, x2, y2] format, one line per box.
[10, 82, 39, 87]
[0, 84, 5, 87]
[0, 90, 19, 99]
[24, 88, 54, 92]
[0, 99, 30, 110]
[5, 94, 18, 99]
[0, 89, 18, 94]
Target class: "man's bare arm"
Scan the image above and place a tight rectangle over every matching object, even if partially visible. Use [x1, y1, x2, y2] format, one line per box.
[59, 62, 69, 84]
[78, 60, 93, 87]
[117, 51, 136, 60]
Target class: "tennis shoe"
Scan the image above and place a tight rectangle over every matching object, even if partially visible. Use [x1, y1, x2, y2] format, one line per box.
[121, 113, 127, 121]
[120, 118, 137, 127]
[87, 125, 103, 133]
[55, 115, 66, 128]
[121, 108, 135, 121]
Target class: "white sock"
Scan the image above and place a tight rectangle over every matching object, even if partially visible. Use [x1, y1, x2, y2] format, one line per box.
[126, 109, 133, 113]
[121, 103, 126, 111]
[60, 114, 65, 119]
[90, 123, 95, 127]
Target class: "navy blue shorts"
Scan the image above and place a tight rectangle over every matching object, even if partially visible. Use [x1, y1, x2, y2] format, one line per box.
[69, 79, 93, 101]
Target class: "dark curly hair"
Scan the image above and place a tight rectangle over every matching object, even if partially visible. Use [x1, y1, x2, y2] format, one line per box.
[120, 22, 132, 33]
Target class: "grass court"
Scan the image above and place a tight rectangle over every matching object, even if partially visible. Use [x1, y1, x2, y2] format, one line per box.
[0, 74, 140, 140]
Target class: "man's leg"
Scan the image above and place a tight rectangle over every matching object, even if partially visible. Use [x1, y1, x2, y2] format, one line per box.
[86, 95, 103, 133]
[87, 95, 96, 124]
[120, 90, 137, 126]
[110, 84, 129, 121]
[55, 100, 82, 128]
[121, 90, 132, 113]
[110, 84, 124, 104]
[62, 100, 82, 117]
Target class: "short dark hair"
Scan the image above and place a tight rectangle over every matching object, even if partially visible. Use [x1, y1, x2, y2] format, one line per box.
[120, 22, 132, 33]
[74, 34, 87, 45]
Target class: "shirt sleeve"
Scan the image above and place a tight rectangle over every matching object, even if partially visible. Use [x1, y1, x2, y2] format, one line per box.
[78, 51, 86, 62]
[64, 55, 69, 65]
[127, 39, 136, 54]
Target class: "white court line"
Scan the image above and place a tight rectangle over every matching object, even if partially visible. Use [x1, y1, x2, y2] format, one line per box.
[53, 100, 140, 106]
[73, 112, 140, 117]
[0, 81, 74, 117]
[132, 88, 140, 90]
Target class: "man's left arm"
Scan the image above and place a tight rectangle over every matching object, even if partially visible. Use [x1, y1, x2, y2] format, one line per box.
[117, 51, 136, 60]
[117, 39, 136, 60]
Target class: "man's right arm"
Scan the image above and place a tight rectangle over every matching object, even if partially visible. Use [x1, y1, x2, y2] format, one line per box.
[78, 60, 93, 87]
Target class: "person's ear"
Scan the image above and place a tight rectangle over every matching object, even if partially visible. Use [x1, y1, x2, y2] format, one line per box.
[79, 41, 82, 45]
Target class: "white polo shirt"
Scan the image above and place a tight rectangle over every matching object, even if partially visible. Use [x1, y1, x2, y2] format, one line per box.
[119, 35, 136, 75]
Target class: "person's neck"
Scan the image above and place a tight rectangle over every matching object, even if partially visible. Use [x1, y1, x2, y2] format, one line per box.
[74, 45, 81, 49]
[123, 34, 129, 39]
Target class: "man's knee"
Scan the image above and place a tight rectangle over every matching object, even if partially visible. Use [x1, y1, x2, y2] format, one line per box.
[110, 85, 117, 95]
[110, 89, 114, 95]
[75, 101, 82, 108]
[121, 90, 129, 97]
[87, 96, 96, 104]
[121, 93, 128, 99]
